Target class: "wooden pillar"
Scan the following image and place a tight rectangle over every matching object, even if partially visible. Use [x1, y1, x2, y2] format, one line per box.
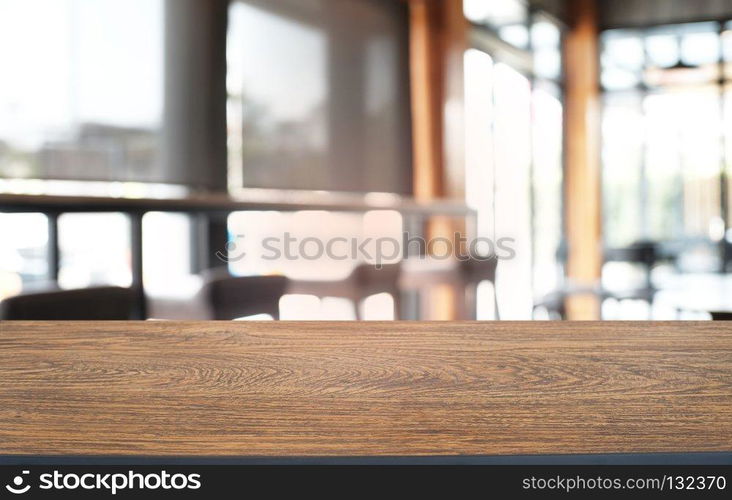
[408, 0, 466, 201]
[408, 0, 468, 319]
[563, 0, 602, 319]
[409, 0, 445, 202]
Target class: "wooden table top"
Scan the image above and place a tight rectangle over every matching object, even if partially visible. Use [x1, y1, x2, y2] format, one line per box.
[1, 321, 731, 457]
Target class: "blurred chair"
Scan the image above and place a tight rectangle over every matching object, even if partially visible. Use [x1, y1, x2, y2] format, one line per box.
[0, 286, 136, 320]
[604, 240, 661, 301]
[532, 289, 568, 320]
[400, 257, 499, 320]
[602, 240, 670, 318]
[288, 263, 401, 319]
[458, 257, 499, 320]
[533, 283, 614, 320]
[605, 240, 659, 276]
[196, 269, 289, 320]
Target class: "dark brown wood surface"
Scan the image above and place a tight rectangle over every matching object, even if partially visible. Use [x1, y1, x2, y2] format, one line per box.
[1, 321, 731, 456]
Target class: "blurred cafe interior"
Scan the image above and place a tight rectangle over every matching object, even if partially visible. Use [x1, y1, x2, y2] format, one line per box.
[2, 0, 732, 321]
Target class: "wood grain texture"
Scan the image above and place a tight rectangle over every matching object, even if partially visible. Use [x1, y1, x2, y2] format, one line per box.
[1, 321, 731, 457]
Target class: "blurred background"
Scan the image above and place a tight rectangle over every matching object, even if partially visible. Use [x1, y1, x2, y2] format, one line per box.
[1, 0, 732, 321]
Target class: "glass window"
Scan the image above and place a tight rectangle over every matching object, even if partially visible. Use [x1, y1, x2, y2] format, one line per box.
[602, 92, 644, 247]
[601, 33, 644, 90]
[464, 0, 529, 49]
[532, 80, 563, 297]
[645, 35, 678, 68]
[465, 57, 535, 318]
[604, 34, 645, 69]
[227, 210, 360, 280]
[680, 30, 720, 67]
[532, 17, 562, 80]
[464, 0, 527, 26]
[0, 213, 48, 299]
[227, 0, 412, 194]
[142, 212, 192, 294]
[723, 22, 732, 78]
[58, 213, 131, 289]
[499, 24, 530, 48]
[602, 21, 731, 282]
[0, 0, 164, 183]
[227, 209, 402, 320]
[464, 49, 496, 241]
[603, 86, 723, 247]
[465, 6, 564, 317]
[725, 83, 732, 227]
[645, 88, 721, 241]
[493, 63, 533, 319]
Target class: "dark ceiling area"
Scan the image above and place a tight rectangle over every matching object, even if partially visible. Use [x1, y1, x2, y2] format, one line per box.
[599, 0, 732, 29]
[531, 0, 732, 30]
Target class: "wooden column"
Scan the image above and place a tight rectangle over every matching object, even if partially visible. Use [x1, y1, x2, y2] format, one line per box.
[408, 0, 468, 319]
[563, 0, 602, 319]
[409, 0, 445, 202]
[408, 0, 466, 201]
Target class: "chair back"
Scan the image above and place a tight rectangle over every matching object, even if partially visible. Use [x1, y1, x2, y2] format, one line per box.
[710, 311, 732, 321]
[198, 269, 288, 320]
[350, 262, 401, 296]
[459, 257, 498, 284]
[0, 286, 136, 320]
